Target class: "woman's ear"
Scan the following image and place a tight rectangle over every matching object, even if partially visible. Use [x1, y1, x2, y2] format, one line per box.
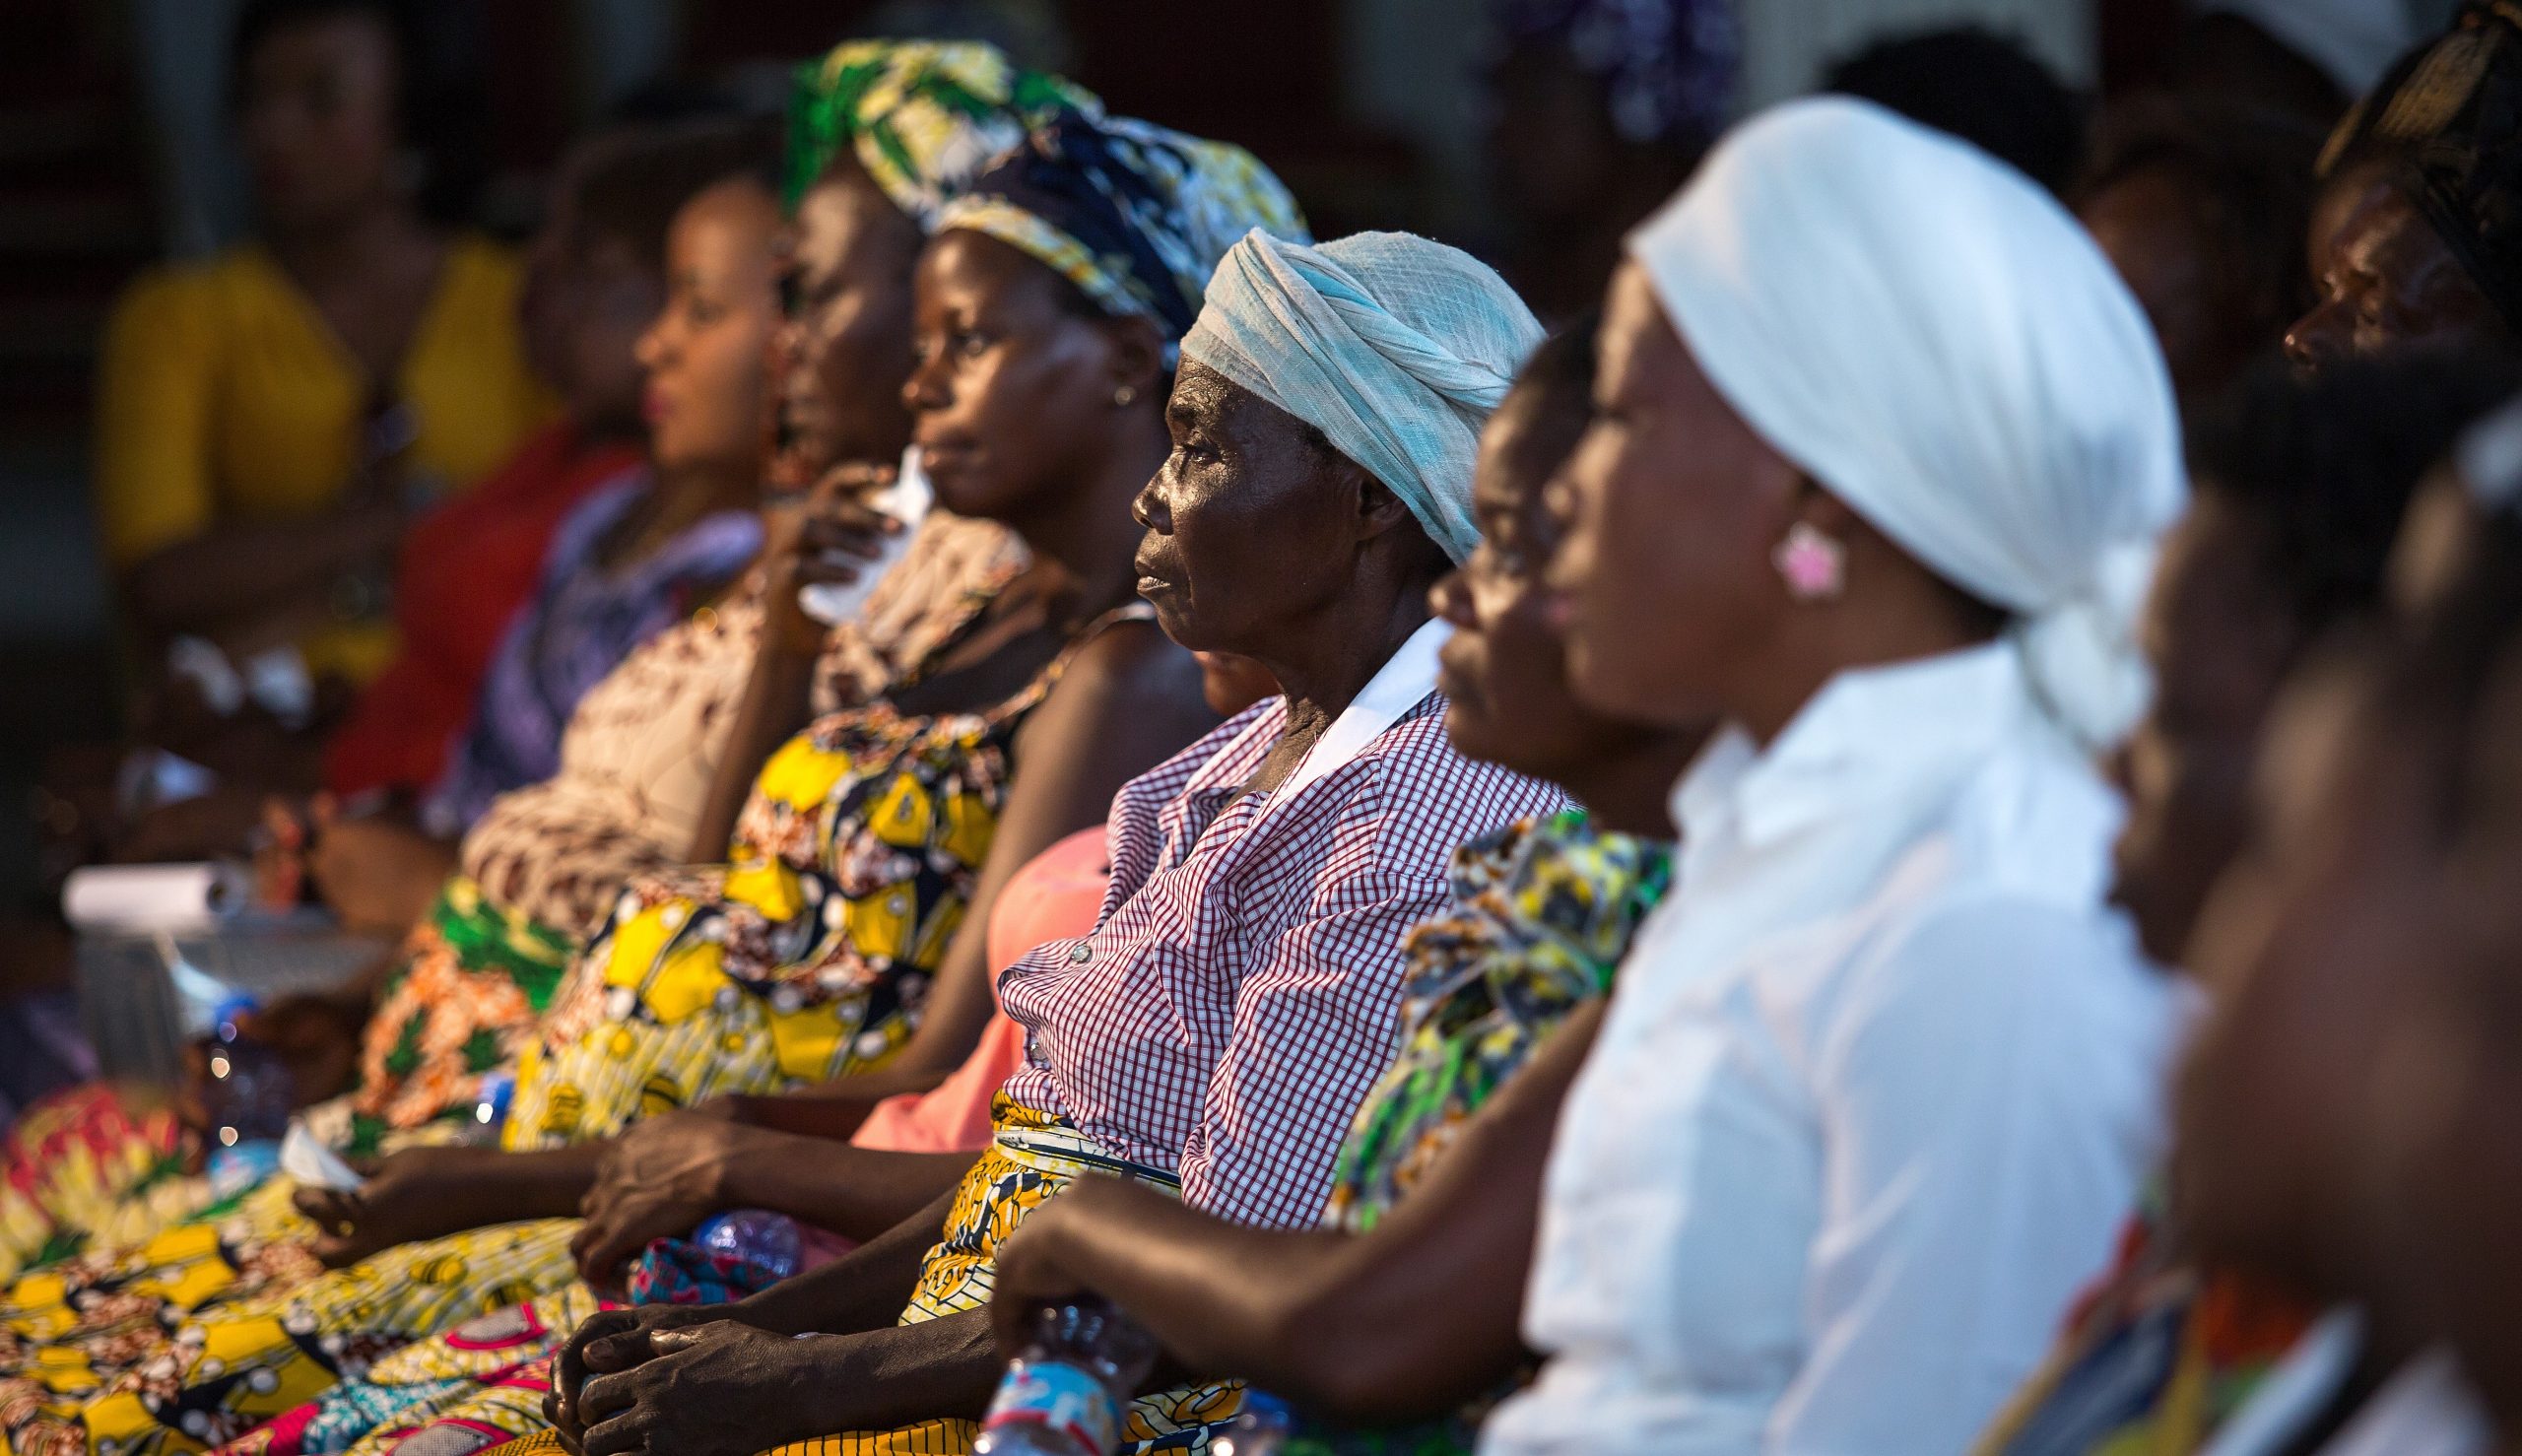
[1098, 315, 1170, 406]
[1355, 473, 1421, 541]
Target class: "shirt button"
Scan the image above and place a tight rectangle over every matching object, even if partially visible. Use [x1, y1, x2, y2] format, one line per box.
[1068, 942, 1094, 964]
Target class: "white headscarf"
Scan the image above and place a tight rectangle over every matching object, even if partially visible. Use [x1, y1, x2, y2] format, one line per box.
[1627, 97, 2185, 752]
[1180, 230, 1544, 563]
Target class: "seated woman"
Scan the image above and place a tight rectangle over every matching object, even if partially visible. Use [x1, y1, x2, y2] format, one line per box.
[962, 318, 1703, 1452]
[1474, 98, 2189, 1454]
[2339, 483, 2522, 1453]
[275, 123, 792, 937]
[205, 657, 1282, 1456]
[2111, 440, 2522, 1456]
[99, 0, 544, 691]
[0, 98, 1293, 1456]
[2286, 3, 2522, 371]
[522, 229, 1564, 1456]
[1970, 353, 2522, 1456]
[0, 39, 1073, 1289]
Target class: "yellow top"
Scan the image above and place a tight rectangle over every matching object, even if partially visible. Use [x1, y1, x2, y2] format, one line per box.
[93, 233, 549, 567]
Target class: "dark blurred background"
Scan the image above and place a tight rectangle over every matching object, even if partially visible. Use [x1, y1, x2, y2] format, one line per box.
[0, 0, 2436, 935]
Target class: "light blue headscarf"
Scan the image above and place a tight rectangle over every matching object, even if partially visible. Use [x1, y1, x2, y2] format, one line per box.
[1180, 231, 1544, 563]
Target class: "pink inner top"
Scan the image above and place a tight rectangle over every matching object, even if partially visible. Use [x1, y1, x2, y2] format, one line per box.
[848, 825, 1113, 1155]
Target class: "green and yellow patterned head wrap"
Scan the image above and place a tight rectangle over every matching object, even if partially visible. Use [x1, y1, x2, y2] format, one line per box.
[781, 38, 1096, 228]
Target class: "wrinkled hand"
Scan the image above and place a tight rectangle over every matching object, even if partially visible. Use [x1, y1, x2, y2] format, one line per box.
[571, 1110, 758, 1291]
[547, 1303, 725, 1450]
[293, 1145, 487, 1267]
[761, 464, 902, 659]
[569, 1318, 828, 1456]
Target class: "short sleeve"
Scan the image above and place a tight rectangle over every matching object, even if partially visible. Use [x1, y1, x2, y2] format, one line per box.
[93, 269, 220, 565]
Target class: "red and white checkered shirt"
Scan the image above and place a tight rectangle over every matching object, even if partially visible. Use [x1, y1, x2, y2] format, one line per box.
[997, 691, 1565, 1228]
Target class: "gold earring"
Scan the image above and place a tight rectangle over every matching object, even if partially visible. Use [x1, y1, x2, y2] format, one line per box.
[1113, 384, 1137, 407]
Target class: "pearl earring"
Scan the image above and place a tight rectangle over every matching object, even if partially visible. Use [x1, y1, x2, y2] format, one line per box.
[1113, 384, 1137, 407]
[1772, 522, 1846, 602]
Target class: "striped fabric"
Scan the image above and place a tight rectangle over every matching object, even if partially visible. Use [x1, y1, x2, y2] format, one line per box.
[997, 691, 1564, 1228]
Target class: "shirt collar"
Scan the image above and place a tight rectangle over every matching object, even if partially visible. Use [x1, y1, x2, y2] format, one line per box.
[1672, 640, 2031, 852]
[1278, 617, 1450, 800]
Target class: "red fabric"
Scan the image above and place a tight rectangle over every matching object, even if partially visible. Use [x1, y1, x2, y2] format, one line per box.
[323, 423, 645, 799]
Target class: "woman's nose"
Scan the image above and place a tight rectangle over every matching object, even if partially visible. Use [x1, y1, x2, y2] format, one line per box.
[2284, 297, 2353, 370]
[1131, 473, 1171, 533]
[901, 349, 948, 415]
[1429, 567, 1476, 628]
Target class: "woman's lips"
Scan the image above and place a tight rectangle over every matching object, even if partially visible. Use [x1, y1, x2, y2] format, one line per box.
[641, 388, 672, 426]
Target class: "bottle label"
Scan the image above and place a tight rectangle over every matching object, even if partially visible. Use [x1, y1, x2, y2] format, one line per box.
[982, 1358, 1120, 1454]
[208, 1141, 282, 1200]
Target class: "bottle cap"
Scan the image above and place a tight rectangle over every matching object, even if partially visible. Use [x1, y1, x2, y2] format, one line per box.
[212, 993, 258, 1027]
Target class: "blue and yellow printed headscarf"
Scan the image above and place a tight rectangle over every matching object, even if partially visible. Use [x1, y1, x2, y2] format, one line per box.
[936, 113, 1310, 341]
[781, 39, 1096, 227]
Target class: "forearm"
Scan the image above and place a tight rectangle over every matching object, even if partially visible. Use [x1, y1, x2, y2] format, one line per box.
[688, 642, 820, 859]
[732, 1062, 960, 1142]
[801, 1309, 1003, 1431]
[451, 1144, 608, 1223]
[730, 1188, 957, 1337]
[722, 1146, 979, 1244]
[123, 504, 403, 637]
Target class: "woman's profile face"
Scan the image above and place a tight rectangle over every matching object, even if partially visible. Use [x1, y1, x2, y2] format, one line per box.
[2286, 171, 2505, 368]
[1433, 381, 1640, 783]
[1133, 362, 1374, 656]
[1545, 263, 1798, 728]
[238, 11, 404, 232]
[636, 178, 782, 477]
[901, 230, 1140, 524]
[773, 162, 926, 482]
[2110, 495, 2299, 968]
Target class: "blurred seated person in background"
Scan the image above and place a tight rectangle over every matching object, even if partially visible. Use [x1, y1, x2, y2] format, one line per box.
[0, 36, 1083, 1292]
[2076, 97, 2321, 406]
[1479, 0, 1739, 326]
[263, 123, 791, 936]
[2117, 424, 2522, 1456]
[0, 71, 1291, 1456]
[1973, 351, 2522, 1456]
[1824, 24, 2087, 197]
[975, 319, 1706, 1454]
[2289, 4, 2522, 371]
[95, 0, 544, 700]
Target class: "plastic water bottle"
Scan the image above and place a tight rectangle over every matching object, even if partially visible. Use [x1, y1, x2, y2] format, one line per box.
[201, 996, 294, 1198]
[458, 1071, 515, 1147]
[972, 1297, 1159, 1456]
[694, 1208, 804, 1282]
[1212, 1390, 1291, 1456]
[798, 448, 931, 626]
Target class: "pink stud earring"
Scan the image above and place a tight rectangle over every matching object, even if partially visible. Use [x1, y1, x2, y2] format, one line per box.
[1772, 522, 1846, 602]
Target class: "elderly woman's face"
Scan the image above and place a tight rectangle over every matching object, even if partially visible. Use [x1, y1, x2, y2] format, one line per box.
[1133, 362, 1370, 654]
[902, 230, 1139, 524]
[2286, 173, 2505, 369]
[773, 164, 925, 484]
[1545, 263, 1797, 727]
[2169, 657, 2450, 1292]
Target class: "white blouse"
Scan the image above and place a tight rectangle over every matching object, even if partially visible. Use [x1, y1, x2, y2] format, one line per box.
[1485, 643, 2185, 1456]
